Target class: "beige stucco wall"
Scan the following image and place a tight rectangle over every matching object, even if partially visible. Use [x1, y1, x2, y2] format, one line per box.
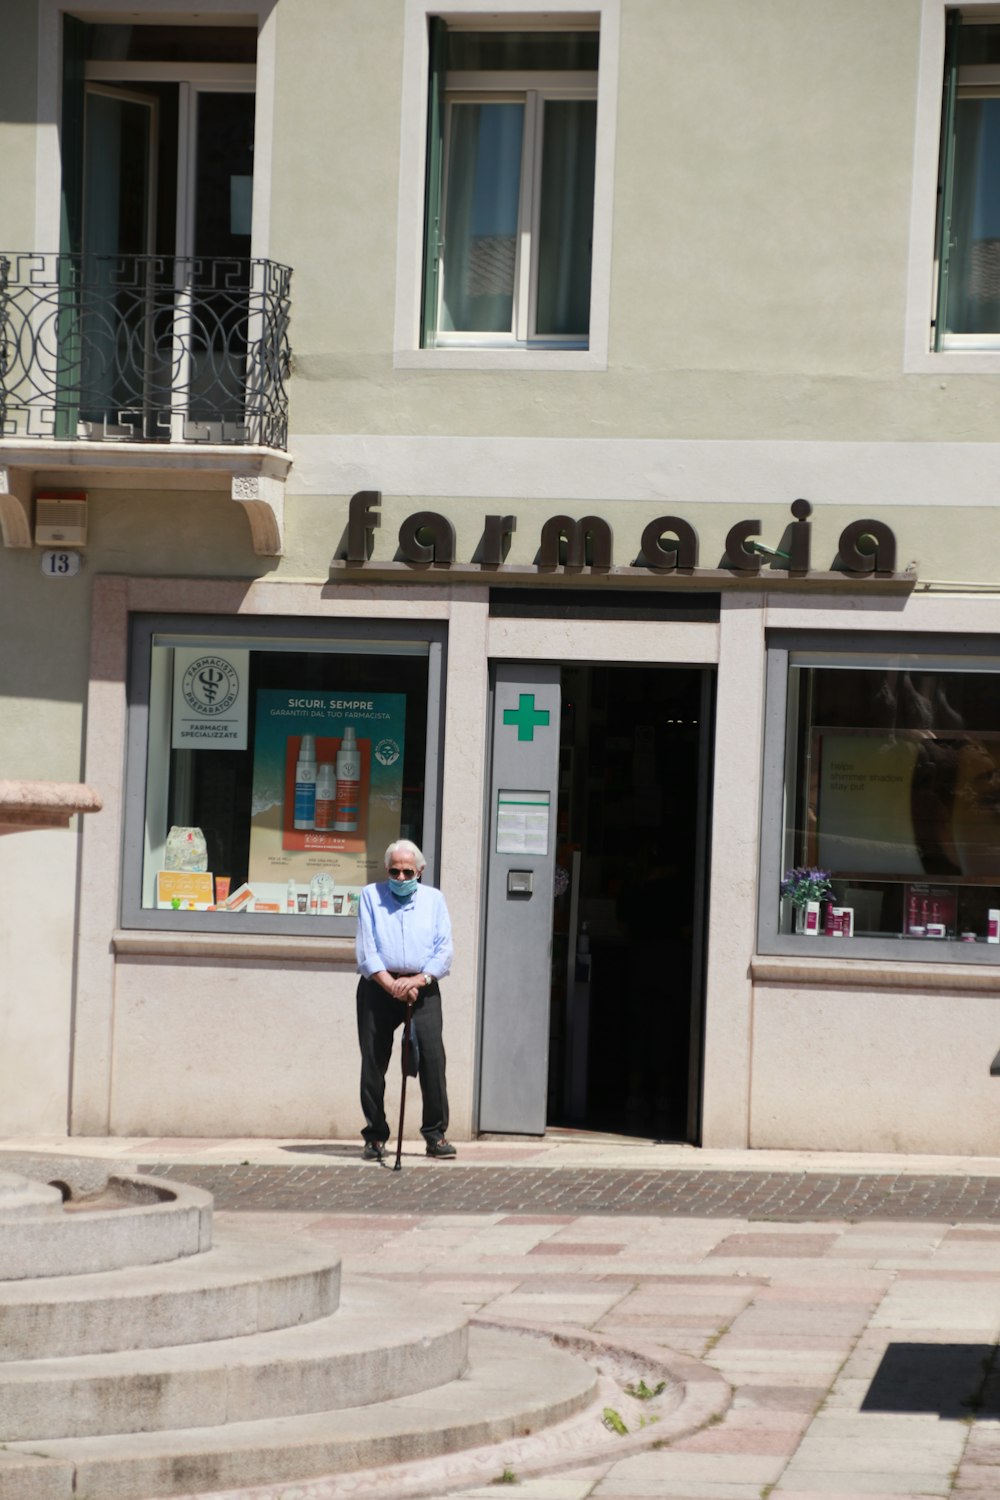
[267, 0, 1000, 445]
[0, 826, 75, 1134]
[108, 960, 363, 1137]
[750, 980, 1000, 1155]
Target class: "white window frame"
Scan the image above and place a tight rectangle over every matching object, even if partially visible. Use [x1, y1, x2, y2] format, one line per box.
[393, 0, 619, 371]
[435, 74, 597, 349]
[905, 0, 1000, 371]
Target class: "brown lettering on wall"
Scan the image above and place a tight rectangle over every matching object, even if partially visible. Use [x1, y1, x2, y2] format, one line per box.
[538, 515, 613, 571]
[339, 494, 904, 581]
[837, 518, 897, 576]
[787, 498, 812, 574]
[347, 489, 381, 563]
[480, 514, 517, 568]
[724, 518, 763, 574]
[639, 516, 698, 572]
[398, 511, 456, 565]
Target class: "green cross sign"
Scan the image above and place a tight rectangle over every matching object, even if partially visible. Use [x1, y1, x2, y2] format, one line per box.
[503, 693, 551, 742]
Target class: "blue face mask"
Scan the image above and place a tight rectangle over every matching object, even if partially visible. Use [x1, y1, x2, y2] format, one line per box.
[388, 876, 419, 902]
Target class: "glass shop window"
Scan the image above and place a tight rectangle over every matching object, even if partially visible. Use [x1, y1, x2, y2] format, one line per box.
[780, 658, 1000, 947]
[124, 621, 443, 931]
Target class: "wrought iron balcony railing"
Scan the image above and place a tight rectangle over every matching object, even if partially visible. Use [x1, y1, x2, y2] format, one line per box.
[0, 253, 291, 450]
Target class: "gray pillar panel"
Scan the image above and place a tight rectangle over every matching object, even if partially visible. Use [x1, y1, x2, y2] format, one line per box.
[478, 663, 561, 1135]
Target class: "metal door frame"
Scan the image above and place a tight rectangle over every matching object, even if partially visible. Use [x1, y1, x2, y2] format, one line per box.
[475, 658, 717, 1144]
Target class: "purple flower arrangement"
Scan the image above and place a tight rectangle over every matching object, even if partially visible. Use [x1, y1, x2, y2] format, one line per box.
[780, 867, 834, 909]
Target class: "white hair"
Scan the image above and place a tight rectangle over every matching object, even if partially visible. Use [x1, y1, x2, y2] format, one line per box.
[384, 839, 426, 873]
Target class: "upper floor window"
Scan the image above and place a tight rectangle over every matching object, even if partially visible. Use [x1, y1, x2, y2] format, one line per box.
[935, 13, 1000, 347]
[422, 24, 598, 350]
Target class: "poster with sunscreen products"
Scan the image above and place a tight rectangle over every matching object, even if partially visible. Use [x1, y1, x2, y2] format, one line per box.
[248, 690, 406, 887]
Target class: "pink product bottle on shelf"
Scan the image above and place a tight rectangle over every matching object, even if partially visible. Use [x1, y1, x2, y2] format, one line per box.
[313, 764, 337, 832]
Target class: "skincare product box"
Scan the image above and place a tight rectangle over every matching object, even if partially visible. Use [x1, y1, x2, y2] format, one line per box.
[904, 883, 957, 938]
[222, 883, 254, 911]
[157, 870, 215, 909]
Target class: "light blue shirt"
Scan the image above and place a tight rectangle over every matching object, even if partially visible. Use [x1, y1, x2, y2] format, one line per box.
[355, 881, 454, 981]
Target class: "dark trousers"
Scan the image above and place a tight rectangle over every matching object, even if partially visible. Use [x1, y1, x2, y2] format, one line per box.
[356, 977, 449, 1144]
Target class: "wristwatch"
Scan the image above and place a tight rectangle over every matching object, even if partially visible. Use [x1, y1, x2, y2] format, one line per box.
[422, 973, 433, 986]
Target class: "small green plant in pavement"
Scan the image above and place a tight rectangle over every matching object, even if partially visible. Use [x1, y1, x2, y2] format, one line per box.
[624, 1377, 666, 1400]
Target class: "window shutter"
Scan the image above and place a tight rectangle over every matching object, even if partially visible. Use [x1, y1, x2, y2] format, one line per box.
[420, 17, 447, 347]
[934, 9, 961, 351]
[57, 14, 87, 441]
[60, 15, 86, 256]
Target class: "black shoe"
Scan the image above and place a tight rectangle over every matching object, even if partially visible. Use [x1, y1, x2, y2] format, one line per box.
[362, 1141, 386, 1161]
[425, 1138, 457, 1159]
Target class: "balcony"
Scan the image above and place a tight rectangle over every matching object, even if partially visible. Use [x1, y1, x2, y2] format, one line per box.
[0, 253, 292, 554]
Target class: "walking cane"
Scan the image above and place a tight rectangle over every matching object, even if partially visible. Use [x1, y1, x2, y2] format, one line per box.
[393, 1000, 416, 1172]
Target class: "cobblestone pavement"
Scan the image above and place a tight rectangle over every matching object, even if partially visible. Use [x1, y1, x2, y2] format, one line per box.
[134, 1160, 1000, 1221]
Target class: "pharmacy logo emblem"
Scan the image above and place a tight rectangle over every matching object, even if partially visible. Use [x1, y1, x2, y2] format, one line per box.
[375, 737, 401, 767]
[182, 656, 240, 717]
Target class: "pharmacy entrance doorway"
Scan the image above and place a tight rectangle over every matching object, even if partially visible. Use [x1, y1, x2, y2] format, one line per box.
[478, 663, 714, 1144]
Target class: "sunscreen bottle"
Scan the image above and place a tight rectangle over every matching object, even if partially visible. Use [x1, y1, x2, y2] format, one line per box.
[308, 872, 333, 915]
[314, 763, 337, 832]
[334, 726, 361, 832]
[293, 734, 317, 830]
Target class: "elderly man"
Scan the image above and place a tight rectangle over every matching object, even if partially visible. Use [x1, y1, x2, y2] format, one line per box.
[354, 839, 456, 1161]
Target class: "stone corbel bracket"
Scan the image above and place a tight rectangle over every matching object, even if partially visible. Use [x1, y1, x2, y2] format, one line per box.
[0, 454, 288, 554]
[232, 472, 285, 556]
[0, 466, 31, 548]
[0, 780, 103, 835]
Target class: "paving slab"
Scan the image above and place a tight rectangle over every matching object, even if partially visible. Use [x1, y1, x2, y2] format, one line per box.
[12, 1138, 1000, 1500]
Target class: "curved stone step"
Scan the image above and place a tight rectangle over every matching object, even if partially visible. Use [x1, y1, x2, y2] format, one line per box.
[0, 1281, 469, 1440]
[4, 1326, 597, 1500]
[0, 1227, 341, 1359]
[0, 1171, 63, 1218]
[0, 1176, 213, 1281]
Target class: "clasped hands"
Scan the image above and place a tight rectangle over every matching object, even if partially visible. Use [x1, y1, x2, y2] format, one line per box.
[376, 971, 426, 1003]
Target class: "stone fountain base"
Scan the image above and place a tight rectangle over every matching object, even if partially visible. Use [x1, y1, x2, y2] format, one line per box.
[0, 1160, 727, 1500]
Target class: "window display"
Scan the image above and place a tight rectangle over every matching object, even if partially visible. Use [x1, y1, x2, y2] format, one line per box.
[123, 617, 444, 931]
[773, 648, 1000, 950]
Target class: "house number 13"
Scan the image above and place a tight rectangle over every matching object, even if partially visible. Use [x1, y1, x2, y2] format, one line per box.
[40, 550, 81, 577]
